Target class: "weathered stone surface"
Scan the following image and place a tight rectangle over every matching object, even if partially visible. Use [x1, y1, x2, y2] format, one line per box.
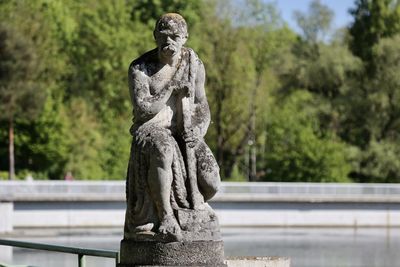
[129, 203, 221, 242]
[175, 204, 221, 241]
[118, 255, 291, 267]
[121, 12, 225, 266]
[119, 240, 226, 266]
[122, 11, 223, 245]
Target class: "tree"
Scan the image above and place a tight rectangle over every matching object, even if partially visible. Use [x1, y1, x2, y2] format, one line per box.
[350, 34, 400, 182]
[345, 1, 400, 182]
[0, 24, 46, 180]
[263, 91, 352, 182]
[349, 0, 400, 71]
[200, 14, 252, 179]
[267, 0, 361, 183]
[237, 0, 295, 181]
[64, 0, 153, 179]
[0, 0, 74, 180]
[0, 0, 211, 180]
[4, 0, 399, 183]
[22, 98, 70, 179]
[196, 0, 295, 180]
[293, 0, 334, 44]
[130, 0, 204, 29]
[271, 42, 362, 182]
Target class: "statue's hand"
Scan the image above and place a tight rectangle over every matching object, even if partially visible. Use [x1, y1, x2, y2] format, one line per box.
[183, 126, 201, 148]
[170, 81, 191, 97]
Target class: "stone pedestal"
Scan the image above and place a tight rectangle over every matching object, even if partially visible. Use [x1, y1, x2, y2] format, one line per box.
[0, 202, 13, 233]
[119, 240, 226, 266]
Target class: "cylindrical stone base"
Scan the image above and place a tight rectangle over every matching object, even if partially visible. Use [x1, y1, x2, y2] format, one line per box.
[120, 240, 226, 266]
[118, 256, 290, 267]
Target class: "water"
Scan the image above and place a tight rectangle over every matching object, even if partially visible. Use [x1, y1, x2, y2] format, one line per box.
[1, 227, 400, 267]
[223, 228, 400, 267]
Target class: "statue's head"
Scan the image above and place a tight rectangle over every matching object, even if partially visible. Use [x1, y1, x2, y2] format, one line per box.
[154, 13, 188, 58]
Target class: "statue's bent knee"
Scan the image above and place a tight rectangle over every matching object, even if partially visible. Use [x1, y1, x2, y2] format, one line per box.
[136, 125, 174, 163]
[149, 140, 174, 167]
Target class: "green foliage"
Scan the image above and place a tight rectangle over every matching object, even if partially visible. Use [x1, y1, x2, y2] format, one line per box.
[0, 1, 67, 179]
[131, 0, 204, 28]
[67, 0, 135, 113]
[17, 96, 70, 179]
[0, 171, 8, 180]
[288, 43, 362, 99]
[16, 169, 49, 180]
[363, 34, 400, 143]
[349, 0, 400, 68]
[62, 1, 138, 179]
[0, 94, 71, 180]
[63, 98, 105, 179]
[200, 0, 296, 179]
[345, 34, 400, 183]
[357, 140, 400, 183]
[293, 0, 334, 43]
[278, 0, 400, 183]
[0, 23, 46, 122]
[264, 91, 352, 182]
[1, 0, 400, 183]
[224, 164, 247, 182]
[274, 13, 362, 182]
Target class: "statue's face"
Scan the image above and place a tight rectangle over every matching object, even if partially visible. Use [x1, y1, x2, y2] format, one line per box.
[154, 24, 187, 58]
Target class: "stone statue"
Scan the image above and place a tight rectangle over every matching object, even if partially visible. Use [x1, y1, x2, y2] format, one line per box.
[120, 13, 225, 267]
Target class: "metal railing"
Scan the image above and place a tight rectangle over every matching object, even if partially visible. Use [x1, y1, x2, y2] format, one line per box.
[0, 239, 119, 267]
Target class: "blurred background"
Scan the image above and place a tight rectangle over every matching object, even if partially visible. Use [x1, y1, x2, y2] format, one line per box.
[1, 0, 400, 267]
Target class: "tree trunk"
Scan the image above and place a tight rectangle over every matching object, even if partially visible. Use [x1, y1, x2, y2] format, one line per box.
[8, 117, 15, 180]
[248, 76, 259, 182]
[216, 91, 224, 177]
[250, 141, 256, 181]
[249, 111, 257, 182]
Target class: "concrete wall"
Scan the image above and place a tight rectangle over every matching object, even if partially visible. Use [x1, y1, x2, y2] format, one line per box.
[226, 257, 290, 267]
[214, 202, 400, 227]
[10, 201, 400, 228]
[2, 181, 400, 229]
[0, 202, 13, 233]
[0, 245, 12, 263]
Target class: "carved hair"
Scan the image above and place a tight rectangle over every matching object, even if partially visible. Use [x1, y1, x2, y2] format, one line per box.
[154, 13, 188, 36]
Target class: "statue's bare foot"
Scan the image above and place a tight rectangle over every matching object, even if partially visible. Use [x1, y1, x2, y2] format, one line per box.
[158, 214, 183, 241]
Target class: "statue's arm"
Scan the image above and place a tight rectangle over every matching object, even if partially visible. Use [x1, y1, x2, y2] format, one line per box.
[129, 67, 173, 120]
[192, 60, 211, 137]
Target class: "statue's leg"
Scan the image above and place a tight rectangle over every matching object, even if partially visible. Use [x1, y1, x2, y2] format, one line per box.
[148, 145, 174, 217]
[147, 128, 182, 241]
[195, 141, 221, 201]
